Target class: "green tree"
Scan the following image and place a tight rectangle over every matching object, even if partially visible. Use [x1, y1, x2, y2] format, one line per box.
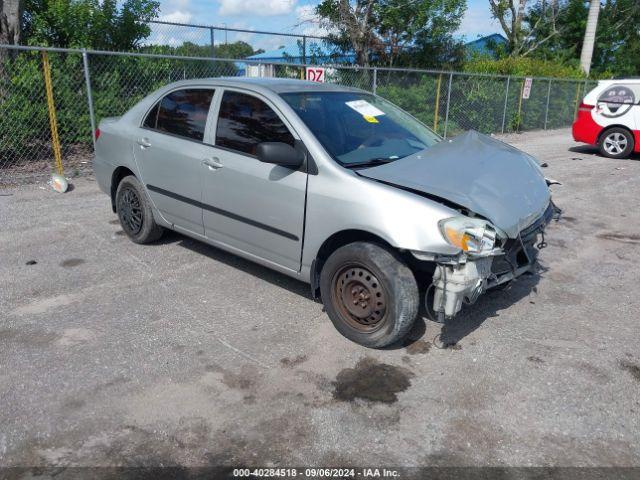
[377, 0, 466, 68]
[489, 0, 561, 56]
[165, 40, 257, 59]
[22, 0, 159, 49]
[1, 0, 22, 46]
[316, 0, 467, 68]
[526, 0, 640, 76]
[316, 0, 378, 67]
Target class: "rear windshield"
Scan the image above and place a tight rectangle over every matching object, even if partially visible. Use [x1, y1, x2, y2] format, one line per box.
[280, 91, 440, 168]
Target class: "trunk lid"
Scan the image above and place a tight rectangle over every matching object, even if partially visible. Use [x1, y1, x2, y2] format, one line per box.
[357, 130, 551, 238]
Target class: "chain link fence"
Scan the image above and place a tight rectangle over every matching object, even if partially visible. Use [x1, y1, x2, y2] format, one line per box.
[0, 44, 596, 185]
[145, 20, 333, 63]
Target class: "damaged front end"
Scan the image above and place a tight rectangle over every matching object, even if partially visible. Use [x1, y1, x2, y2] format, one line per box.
[357, 130, 558, 322]
[426, 202, 555, 321]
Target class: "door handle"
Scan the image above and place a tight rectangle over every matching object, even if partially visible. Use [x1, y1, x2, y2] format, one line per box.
[137, 137, 152, 148]
[202, 157, 223, 170]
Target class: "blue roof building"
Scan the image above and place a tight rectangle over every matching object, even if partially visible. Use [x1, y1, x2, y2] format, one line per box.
[235, 33, 508, 74]
[464, 33, 508, 56]
[246, 43, 355, 65]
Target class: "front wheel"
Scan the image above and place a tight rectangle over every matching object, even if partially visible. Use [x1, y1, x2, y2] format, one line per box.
[319, 242, 419, 348]
[598, 127, 634, 159]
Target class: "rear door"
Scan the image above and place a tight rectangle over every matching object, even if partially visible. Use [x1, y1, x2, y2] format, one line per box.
[595, 83, 639, 131]
[134, 87, 216, 235]
[201, 89, 307, 272]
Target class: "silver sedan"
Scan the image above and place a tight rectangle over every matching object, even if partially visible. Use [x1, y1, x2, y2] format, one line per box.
[93, 77, 553, 348]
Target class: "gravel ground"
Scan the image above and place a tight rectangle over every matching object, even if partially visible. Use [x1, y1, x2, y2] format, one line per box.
[1, 128, 639, 470]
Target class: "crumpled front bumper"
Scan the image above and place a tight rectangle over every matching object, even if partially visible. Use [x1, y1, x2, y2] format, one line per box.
[431, 203, 554, 319]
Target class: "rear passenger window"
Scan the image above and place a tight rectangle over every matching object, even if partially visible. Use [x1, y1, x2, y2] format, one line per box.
[143, 102, 159, 129]
[215, 91, 294, 155]
[144, 88, 214, 141]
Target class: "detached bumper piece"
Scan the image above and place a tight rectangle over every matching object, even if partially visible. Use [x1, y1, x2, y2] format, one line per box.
[431, 204, 554, 319]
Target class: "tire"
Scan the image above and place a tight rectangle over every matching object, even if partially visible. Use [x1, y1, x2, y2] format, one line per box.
[115, 175, 163, 244]
[598, 127, 634, 159]
[319, 242, 419, 348]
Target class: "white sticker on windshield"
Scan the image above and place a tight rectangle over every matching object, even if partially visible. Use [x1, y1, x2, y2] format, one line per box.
[345, 100, 385, 118]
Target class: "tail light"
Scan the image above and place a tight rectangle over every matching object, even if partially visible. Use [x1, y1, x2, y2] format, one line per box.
[95, 128, 101, 141]
[578, 102, 594, 112]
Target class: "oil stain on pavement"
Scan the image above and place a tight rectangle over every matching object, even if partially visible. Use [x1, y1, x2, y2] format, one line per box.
[280, 355, 308, 368]
[619, 360, 640, 381]
[60, 258, 85, 268]
[402, 338, 431, 355]
[597, 232, 640, 245]
[332, 357, 414, 404]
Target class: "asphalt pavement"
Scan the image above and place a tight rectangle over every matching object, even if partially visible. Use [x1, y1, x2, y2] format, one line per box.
[1, 128, 639, 469]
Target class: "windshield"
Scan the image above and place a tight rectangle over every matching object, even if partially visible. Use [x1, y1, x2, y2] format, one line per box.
[280, 91, 441, 168]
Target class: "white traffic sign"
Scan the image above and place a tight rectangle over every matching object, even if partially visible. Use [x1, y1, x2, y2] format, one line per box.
[522, 77, 533, 99]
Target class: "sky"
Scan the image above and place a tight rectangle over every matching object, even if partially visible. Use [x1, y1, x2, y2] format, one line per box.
[152, 0, 500, 50]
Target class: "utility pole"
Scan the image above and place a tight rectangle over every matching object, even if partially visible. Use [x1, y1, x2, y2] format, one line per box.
[579, 0, 600, 75]
[221, 23, 227, 44]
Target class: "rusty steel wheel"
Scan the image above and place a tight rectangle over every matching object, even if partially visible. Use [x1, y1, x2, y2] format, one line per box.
[331, 264, 389, 333]
[320, 242, 419, 348]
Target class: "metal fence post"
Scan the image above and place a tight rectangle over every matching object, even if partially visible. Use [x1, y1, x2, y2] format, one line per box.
[443, 73, 453, 139]
[210, 28, 215, 56]
[372, 67, 377, 94]
[501, 76, 510, 134]
[544, 79, 552, 130]
[302, 36, 307, 64]
[82, 49, 97, 147]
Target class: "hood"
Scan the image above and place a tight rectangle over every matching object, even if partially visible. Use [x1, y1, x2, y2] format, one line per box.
[358, 130, 551, 238]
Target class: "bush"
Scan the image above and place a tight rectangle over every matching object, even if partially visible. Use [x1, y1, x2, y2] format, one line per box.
[376, 66, 595, 136]
[463, 56, 587, 79]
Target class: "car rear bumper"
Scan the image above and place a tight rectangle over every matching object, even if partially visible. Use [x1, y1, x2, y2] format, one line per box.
[92, 155, 113, 196]
[572, 111, 602, 145]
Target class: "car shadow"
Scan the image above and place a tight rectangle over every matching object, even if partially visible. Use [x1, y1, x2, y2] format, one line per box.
[438, 271, 542, 346]
[568, 145, 599, 156]
[397, 267, 544, 350]
[153, 230, 544, 349]
[153, 229, 312, 298]
[569, 145, 640, 160]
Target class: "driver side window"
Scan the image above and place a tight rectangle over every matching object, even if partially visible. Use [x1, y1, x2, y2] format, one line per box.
[215, 91, 294, 156]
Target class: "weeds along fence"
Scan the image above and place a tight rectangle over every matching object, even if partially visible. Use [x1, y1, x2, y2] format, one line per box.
[0, 44, 596, 185]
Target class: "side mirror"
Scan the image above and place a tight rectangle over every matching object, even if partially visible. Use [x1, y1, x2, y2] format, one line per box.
[256, 142, 304, 169]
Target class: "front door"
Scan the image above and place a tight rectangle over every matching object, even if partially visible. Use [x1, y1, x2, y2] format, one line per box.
[201, 89, 307, 272]
[134, 87, 216, 235]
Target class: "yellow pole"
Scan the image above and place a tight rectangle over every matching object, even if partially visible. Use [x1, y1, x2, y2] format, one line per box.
[516, 79, 525, 132]
[433, 73, 442, 132]
[41, 51, 64, 176]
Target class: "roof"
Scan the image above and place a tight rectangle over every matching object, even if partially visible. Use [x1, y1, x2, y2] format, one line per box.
[599, 78, 640, 83]
[246, 44, 355, 64]
[161, 76, 365, 94]
[464, 34, 508, 55]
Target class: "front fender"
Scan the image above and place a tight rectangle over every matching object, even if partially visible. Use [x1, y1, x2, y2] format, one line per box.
[301, 173, 461, 278]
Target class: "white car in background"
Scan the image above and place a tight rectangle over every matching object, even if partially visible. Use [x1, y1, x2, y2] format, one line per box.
[573, 79, 640, 158]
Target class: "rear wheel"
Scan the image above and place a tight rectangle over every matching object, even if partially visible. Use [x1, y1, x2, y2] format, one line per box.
[320, 242, 419, 348]
[598, 127, 634, 159]
[115, 175, 163, 244]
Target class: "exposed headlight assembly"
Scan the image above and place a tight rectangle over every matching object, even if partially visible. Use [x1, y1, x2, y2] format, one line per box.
[438, 217, 498, 254]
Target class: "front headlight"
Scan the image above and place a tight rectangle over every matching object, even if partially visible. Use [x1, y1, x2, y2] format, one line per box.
[438, 217, 497, 254]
